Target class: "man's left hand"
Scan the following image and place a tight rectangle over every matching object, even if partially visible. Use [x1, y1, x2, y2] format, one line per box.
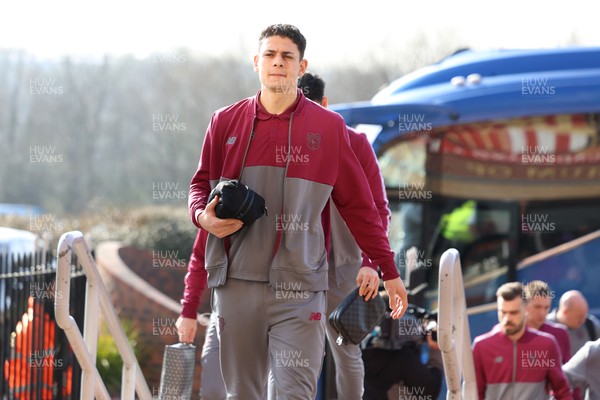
[383, 277, 408, 319]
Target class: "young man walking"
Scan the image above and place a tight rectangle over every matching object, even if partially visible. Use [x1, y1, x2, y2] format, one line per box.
[181, 24, 407, 399]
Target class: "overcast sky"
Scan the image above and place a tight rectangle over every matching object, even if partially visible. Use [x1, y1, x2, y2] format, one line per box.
[1, 0, 598, 65]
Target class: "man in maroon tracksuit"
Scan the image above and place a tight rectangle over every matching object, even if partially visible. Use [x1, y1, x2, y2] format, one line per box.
[525, 280, 571, 364]
[296, 72, 391, 399]
[179, 24, 408, 399]
[473, 282, 571, 400]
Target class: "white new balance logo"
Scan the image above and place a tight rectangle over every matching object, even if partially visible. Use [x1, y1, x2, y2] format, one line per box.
[226, 137, 237, 145]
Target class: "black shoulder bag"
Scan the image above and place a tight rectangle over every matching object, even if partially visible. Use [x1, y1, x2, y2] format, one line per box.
[207, 130, 267, 226]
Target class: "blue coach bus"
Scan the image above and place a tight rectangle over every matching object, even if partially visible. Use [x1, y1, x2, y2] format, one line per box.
[332, 47, 600, 338]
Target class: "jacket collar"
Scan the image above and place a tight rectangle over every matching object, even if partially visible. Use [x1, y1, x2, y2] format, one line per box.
[247, 89, 307, 119]
[496, 325, 536, 343]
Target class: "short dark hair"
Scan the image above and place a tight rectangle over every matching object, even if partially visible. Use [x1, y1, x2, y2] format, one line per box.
[496, 282, 524, 303]
[259, 24, 307, 60]
[524, 280, 551, 301]
[298, 72, 325, 103]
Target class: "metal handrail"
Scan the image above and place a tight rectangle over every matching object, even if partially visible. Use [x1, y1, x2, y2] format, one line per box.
[438, 248, 477, 400]
[55, 231, 152, 399]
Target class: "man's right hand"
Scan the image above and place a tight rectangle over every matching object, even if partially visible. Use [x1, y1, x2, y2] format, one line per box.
[176, 316, 197, 344]
[383, 277, 408, 320]
[197, 195, 244, 238]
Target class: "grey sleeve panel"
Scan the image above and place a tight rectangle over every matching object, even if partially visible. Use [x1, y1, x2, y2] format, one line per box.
[563, 339, 600, 396]
[562, 341, 588, 392]
[328, 200, 362, 286]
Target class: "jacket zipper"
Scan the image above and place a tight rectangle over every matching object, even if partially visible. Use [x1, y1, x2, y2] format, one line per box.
[273, 112, 294, 256]
[512, 341, 517, 400]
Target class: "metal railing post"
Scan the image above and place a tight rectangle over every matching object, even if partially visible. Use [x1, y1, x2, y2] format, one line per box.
[55, 231, 152, 400]
[82, 247, 100, 397]
[438, 248, 477, 400]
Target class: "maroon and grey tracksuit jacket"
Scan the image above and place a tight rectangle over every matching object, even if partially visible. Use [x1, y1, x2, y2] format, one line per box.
[472, 327, 572, 399]
[328, 127, 391, 285]
[186, 90, 398, 299]
[539, 321, 572, 364]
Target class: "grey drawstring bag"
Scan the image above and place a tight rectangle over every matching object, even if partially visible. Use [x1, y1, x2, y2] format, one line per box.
[158, 343, 196, 399]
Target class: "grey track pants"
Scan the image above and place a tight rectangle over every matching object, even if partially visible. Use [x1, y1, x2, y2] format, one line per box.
[269, 271, 364, 400]
[200, 313, 271, 400]
[213, 278, 326, 400]
[324, 273, 365, 400]
[200, 313, 227, 399]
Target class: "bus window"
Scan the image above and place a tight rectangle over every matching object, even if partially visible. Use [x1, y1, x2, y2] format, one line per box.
[421, 198, 514, 310]
[381, 113, 599, 313]
[378, 135, 428, 287]
[520, 199, 600, 258]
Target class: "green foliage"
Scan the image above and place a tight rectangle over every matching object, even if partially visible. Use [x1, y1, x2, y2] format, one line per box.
[0, 205, 197, 261]
[96, 319, 148, 396]
[123, 207, 196, 262]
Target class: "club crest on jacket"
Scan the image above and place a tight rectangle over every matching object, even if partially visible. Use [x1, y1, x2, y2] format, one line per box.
[307, 132, 321, 151]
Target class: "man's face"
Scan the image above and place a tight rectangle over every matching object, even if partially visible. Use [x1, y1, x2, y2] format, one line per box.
[526, 295, 551, 329]
[254, 35, 307, 95]
[498, 296, 526, 336]
[562, 303, 588, 329]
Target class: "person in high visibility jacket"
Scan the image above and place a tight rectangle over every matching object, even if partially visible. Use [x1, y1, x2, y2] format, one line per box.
[3, 296, 72, 399]
[440, 200, 477, 243]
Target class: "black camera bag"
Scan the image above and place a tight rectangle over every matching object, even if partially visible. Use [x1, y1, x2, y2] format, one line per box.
[208, 180, 266, 226]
